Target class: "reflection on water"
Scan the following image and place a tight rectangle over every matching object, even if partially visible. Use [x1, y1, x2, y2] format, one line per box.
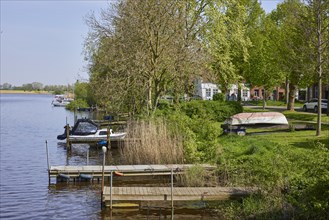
[0, 94, 222, 219]
[56, 143, 123, 166]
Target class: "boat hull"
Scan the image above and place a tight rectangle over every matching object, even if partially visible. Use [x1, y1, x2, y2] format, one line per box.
[68, 132, 126, 142]
[225, 112, 288, 126]
[221, 112, 288, 135]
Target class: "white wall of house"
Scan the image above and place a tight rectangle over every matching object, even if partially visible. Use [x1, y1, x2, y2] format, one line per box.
[195, 79, 221, 100]
[227, 84, 250, 101]
[195, 79, 251, 101]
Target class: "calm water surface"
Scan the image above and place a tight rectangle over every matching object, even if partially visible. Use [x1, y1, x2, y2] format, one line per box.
[0, 94, 221, 219]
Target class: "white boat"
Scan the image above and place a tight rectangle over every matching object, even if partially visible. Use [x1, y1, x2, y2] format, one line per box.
[52, 95, 74, 107]
[57, 119, 126, 142]
[52, 99, 73, 107]
[221, 112, 288, 135]
[224, 112, 288, 126]
[69, 128, 126, 142]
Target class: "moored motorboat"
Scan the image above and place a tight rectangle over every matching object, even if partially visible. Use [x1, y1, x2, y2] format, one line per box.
[57, 118, 126, 142]
[52, 95, 73, 107]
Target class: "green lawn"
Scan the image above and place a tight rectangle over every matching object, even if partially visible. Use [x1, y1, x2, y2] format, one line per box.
[213, 109, 329, 219]
[214, 129, 329, 219]
[283, 110, 329, 123]
[244, 100, 304, 107]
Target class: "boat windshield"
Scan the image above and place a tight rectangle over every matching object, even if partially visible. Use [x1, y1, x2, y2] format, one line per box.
[74, 122, 97, 134]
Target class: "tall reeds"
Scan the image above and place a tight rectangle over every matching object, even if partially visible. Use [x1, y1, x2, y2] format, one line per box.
[176, 165, 218, 187]
[120, 119, 184, 164]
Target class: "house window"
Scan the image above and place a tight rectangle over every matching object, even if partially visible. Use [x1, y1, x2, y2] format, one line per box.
[206, 88, 211, 97]
[242, 89, 248, 97]
[254, 90, 259, 97]
[213, 89, 218, 95]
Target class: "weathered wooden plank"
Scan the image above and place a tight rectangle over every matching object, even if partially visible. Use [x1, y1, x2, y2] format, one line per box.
[51, 164, 215, 172]
[103, 187, 256, 204]
[49, 164, 217, 183]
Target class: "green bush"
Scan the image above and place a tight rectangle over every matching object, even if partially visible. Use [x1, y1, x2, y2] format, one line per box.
[178, 100, 243, 122]
[154, 100, 242, 162]
[213, 93, 226, 102]
[66, 99, 89, 111]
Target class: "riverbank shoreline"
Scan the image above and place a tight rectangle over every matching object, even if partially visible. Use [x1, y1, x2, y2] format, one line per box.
[0, 90, 51, 95]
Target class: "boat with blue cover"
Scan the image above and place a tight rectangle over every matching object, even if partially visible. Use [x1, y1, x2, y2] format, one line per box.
[57, 118, 126, 142]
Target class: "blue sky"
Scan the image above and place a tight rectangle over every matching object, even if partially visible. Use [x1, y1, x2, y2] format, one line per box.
[0, 0, 283, 86]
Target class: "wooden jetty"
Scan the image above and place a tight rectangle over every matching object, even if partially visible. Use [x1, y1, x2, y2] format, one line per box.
[102, 186, 257, 208]
[49, 164, 216, 182]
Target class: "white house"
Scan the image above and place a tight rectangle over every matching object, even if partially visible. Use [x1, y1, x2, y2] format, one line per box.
[195, 79, 221, 100]
[195, 79, 251, 101]
[227, 84, 251, 101]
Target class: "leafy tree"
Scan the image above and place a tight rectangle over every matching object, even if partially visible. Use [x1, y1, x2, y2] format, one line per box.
[21, 83, 33, 91]
[203, 0, 251, 94]
[304, 0, 329, 135]
[31, 82, 43, 90]
[1, 83, 12, 90]
[86, 0, 207, 115]
[74, 81, 95, 106]
[273, 0, 313, 111]
[245, 14, 284, 109]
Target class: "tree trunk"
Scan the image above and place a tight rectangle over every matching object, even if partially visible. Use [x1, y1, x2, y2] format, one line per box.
[147, 78, 152, 115]
[287, 84, 297, 111]
[262, 89, 267, 110]
[327, 84, 329, 116]
[285, 77, 289, 105]
[237, 83, 242, 102]
[316, 4, 322, 136]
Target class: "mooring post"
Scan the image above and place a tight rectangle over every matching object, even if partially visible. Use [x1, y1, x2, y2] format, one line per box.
[46, 140, 50, 184]
[66, 123, 71, 150]
[107, 127, 111, 150]
[171, 168, 174, 209]
[110, 171, 113, 210]
[74, 109, 77, 124]
[101, 146, 107, 209]
[86, 146, 89, 165]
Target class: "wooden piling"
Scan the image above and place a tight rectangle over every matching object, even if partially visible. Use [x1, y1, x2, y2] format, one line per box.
[46, 140, 50, 184]
[65, 124, 71, 150]
[171, 168, 174, 209]
[106, 128, 111, 149]
[110, 171, 113, 209]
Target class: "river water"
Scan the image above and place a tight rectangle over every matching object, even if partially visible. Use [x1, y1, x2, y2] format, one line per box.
[0, 94, 221, 220]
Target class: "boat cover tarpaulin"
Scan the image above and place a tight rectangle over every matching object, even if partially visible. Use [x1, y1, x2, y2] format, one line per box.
[225, 112, 288, 126]
[71, 119, 98, 135]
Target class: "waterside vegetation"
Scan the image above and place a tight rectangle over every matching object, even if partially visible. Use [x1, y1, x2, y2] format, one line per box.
[116, 99, 329, 219]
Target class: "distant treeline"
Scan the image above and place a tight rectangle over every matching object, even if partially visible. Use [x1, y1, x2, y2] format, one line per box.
[0, 82, 74, 94]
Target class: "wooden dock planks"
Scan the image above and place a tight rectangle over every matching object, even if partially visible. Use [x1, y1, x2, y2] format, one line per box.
[102, 186, 257, 203]
[49, 164, 216, 180]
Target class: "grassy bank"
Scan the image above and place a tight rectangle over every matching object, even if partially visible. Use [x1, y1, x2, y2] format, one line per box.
[214, 130, 328, 219]
[0, 90, 51, 94]
[127, 100, 329, 219]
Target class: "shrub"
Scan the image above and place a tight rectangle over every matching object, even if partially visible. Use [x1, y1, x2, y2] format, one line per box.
[65, 99, 89, 111]
[213, 93, 226, 102]
[178, 100, 242, 122]
[153, 100, 242, 162]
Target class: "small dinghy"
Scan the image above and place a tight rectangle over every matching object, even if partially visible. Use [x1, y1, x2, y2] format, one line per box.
[221, 112, 288, 135]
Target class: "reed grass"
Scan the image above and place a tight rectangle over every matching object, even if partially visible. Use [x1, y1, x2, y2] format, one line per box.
[176, 165, 218, 187]
[120, 119, 184, 164]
